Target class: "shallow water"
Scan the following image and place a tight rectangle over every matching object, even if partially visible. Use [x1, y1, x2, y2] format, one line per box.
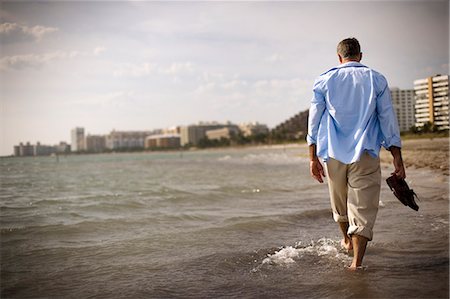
[1, 146, 448, 298]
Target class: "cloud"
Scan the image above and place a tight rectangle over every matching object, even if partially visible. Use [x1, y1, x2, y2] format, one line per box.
[266, 53, 284, 63]
[0, 22, 58, 43]
[93, 46, 106, 55]
[113, 61, 196, 78]
[113, 62, 156, 77]
[195, 74, 312, 110]
[71, 91, 137, 107]
[159, 62, 195, 75]
[0, 47, 106, 71]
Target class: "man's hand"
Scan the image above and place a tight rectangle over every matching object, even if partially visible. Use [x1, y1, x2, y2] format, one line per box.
[309, 144, 326, 183]
[390, 146, 406, 179]
[310, 159, 326, 183]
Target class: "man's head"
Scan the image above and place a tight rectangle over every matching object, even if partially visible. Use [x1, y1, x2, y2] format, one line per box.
[337, 38, 362, 63]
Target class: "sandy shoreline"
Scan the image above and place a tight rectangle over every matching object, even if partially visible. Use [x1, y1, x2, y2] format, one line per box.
[379, 137, 449, 175]
[196, 137, 450, 176]
[286, 137, 449, 176]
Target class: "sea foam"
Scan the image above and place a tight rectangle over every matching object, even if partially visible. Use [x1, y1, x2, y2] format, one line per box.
[261, 238, 350, 266]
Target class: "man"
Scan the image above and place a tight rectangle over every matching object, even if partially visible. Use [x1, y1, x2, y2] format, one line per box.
[307, 37, 405, 270]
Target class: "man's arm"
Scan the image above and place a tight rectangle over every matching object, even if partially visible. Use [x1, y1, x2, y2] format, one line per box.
[309, 144, 326, 183]
[389, 146, 406, 178]
[307, 78, 327, 183]
[376, 77, 405, 178]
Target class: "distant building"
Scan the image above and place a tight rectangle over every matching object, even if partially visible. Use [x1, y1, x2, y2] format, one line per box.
[206, 126, 240, 140]
[105, 130, 152, 150]
[34, 142, 56, 156]
[238, 122, 269, 137]
[145, 134, 181, 149]
[14, 142, 34, 157]
[390, 88, 416, 132]
[86, 135, 106, 153]
[71, 127, 85, 152]
[13, 141, 69, 157]
[180, 123, 227, 146]
[55, 142, 71, 154]
[414, 74, 449, 130]
[162, 126, 180, 135]
[273, 110, 309, 140]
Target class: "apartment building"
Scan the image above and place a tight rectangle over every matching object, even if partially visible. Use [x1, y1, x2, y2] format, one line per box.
[414, 75, 449, 130]
[390, 88, 415, 132]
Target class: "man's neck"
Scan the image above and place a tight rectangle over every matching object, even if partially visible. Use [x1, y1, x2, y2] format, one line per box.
[340, 59, 360, 64]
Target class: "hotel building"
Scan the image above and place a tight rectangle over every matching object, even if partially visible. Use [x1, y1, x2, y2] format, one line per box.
[105, 130, 153, 150]
[390, 88, 416, 132]
[414, 75, 449, 130]
[180, 123, 227, 146]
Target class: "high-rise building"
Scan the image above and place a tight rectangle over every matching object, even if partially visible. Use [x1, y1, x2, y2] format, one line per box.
[390, 88, 416, 132]
[414, 75, 449, 130]
[71, 127, 85, 152]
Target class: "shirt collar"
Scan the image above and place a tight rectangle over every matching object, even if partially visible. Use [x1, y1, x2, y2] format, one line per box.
[337, 61, 366, 69]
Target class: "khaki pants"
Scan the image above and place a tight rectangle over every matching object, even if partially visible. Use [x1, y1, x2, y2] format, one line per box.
[325, 152, 381, 241]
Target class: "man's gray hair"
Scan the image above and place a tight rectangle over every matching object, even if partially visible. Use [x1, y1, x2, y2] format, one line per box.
[337, 38, 361, 59]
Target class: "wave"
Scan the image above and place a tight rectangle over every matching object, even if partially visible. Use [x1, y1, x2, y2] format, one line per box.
[222, 208, 331, 231]
[217, 153, 308, 166]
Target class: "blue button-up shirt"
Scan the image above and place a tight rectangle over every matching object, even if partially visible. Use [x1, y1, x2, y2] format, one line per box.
[306, 61, 401, 164]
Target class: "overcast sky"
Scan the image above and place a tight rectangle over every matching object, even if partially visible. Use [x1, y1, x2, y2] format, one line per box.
[1, 1, 448, 156]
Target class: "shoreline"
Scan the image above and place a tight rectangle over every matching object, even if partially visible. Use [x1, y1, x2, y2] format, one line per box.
[379, 137, 449, 175]
[3, 138, 448, 176]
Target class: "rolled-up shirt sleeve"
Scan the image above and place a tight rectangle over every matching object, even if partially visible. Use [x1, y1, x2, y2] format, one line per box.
[306, 79, 326, 145]
[376, 78, 402, 149]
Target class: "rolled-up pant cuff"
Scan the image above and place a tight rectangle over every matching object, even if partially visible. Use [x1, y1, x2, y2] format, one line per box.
[333, 212, 348, 223]
[348, 225, 373, 241]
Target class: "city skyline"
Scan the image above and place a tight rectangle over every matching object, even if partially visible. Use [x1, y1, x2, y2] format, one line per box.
[1, 1, 449, 156]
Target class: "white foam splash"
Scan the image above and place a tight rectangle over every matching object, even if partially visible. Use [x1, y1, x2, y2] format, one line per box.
[262, 246, 300, 265]
[261, 238, 349, 266]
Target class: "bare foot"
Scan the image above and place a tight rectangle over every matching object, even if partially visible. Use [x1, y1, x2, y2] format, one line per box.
[341, 238, 353, 252]
[348, 265, 366, 271]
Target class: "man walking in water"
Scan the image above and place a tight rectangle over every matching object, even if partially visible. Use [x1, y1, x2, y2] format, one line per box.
[307, 38, 405, 270]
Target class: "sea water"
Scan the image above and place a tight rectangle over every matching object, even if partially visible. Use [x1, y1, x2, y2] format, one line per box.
[1, 146, 448, 298]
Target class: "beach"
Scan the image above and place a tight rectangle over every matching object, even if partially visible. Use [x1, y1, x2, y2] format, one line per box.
[379, 137, 449, 175]
[1, 138, 448, 298]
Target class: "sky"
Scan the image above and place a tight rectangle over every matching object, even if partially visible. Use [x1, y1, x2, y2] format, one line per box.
[0, 1, 448, 156]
